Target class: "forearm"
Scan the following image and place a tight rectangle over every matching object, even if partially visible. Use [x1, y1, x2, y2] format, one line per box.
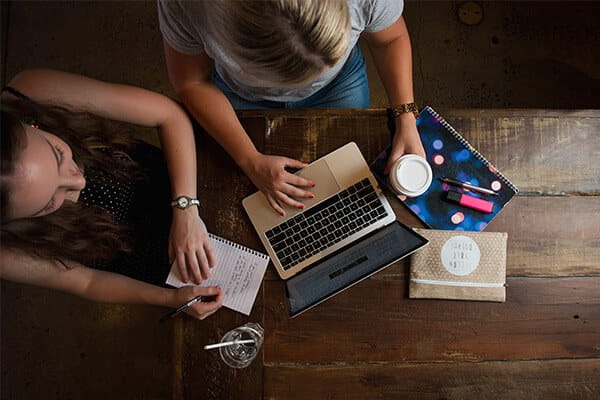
[366, 18, 424, 162]
[75, 267, 176, 307]
[1, 249, 177, 308]
[157, 105, 198, 200]
[178, 83, 260, 169]
[163, 41, 260, 170]
[367, 23, 415, 106]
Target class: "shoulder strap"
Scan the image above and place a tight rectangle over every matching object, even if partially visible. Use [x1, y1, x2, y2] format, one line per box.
[1, 86, 31, 100]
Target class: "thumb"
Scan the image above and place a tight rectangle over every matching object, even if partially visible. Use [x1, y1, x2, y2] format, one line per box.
[384, 150, 402, 174]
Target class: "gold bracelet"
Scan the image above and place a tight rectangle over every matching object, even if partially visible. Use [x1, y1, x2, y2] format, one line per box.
[390, 102, 419, 119]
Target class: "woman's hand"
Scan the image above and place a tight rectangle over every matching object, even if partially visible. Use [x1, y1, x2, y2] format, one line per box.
[384, 113, 426, 174]
[169, 208, 216, 284]
[241, 152, 315, 216]
[170, 286, 223, 320]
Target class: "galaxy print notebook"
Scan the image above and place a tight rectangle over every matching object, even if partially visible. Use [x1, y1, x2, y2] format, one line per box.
[371, 106, 518, 231]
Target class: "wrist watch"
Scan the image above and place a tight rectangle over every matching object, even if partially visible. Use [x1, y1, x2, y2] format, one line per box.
[171, 196, 200, 209]
[390, 102, 419, 119]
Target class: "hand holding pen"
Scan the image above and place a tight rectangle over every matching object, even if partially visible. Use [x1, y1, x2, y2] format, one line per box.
[160, 286, 223, 322]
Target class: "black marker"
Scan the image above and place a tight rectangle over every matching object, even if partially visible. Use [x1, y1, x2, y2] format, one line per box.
[440, 177, 498, 196]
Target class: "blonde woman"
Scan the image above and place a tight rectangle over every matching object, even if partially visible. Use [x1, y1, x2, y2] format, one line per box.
[159, 0, 424, 216]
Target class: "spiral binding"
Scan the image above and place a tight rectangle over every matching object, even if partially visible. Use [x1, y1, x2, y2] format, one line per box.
[209, 233, 269, 259]
[423, 106, 518, 194]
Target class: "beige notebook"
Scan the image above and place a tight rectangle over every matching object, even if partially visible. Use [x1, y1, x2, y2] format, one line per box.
[410, 229, 507, 302]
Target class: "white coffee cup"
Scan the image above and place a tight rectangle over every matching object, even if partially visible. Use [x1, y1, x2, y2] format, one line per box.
[389, 154, 433, 197]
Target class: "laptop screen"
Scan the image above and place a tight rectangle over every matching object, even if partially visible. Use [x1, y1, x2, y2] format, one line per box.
[285, 221, 429, 317]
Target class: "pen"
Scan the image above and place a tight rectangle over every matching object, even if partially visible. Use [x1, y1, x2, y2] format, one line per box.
[159, 295, 204, 324]
[440, 177, 498, 196]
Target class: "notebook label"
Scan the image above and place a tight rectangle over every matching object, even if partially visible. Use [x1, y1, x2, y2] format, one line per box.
[441, 236, 480, 276]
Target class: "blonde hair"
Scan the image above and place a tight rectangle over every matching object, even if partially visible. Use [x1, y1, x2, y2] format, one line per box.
[201, 0, 351, 86]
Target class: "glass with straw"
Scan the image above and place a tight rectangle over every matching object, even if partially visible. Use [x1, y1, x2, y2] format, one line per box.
[204, 323, 264, 368]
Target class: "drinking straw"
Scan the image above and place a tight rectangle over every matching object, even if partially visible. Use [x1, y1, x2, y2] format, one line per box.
[203, 339, 255, 350]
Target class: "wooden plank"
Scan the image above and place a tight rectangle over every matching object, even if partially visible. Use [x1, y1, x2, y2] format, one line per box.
[260, 114, 392, 164]
[485, 196, 600, 275]
[0, 1, 8, 84]
[0, 282, 173, 400]
[264, 359, 600, 400]
[196, 121, 264, 252]
[377, 195, 600, 277]
[178, 124, 265, 400]
[239, 109, 600, 194]
[180, 308, 263, 400]
[440, 110, 600, 194]
[238, 108, 600, 119]
[263, 277, 600, 363]
[238, 110, 600, 281]
[263, 191, 600, 282]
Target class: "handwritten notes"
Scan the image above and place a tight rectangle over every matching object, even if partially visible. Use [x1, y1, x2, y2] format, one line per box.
[166, 234, 269, 315]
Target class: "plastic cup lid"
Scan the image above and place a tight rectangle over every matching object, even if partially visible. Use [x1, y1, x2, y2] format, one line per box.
[391, 155, 432, 197]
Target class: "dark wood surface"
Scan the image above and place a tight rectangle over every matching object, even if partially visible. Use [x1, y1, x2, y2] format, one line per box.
[3, 109, 596, 399]
[183, 108, 599, 399]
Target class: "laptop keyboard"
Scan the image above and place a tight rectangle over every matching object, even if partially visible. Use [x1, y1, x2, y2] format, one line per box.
[265, 178, 389, 270]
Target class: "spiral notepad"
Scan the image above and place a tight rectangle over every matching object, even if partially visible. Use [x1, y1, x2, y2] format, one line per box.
[166, 233, 270, 315]
[371, 106, 518, 231]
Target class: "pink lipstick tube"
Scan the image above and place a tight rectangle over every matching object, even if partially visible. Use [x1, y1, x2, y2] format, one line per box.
[446, 190, 494, 213]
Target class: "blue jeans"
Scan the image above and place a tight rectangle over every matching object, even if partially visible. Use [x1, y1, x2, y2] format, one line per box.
[212, 44, 370, 109]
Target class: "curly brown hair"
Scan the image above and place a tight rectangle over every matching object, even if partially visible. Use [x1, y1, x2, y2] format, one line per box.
[1, 95, 146, 266]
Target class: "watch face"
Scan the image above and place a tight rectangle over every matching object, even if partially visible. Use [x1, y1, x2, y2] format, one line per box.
[178, 197, 189, 208]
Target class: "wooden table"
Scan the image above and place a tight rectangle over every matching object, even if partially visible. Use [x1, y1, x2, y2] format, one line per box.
[177, 109, 600, 399]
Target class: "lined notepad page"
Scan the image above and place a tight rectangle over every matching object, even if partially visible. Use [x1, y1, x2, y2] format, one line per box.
[166, 234, 270, 315]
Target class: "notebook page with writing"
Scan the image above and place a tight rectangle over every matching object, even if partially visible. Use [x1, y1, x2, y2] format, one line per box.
[165, 234, 270, 315]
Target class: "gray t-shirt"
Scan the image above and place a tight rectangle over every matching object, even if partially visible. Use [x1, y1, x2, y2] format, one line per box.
[158, 0, 403, 102]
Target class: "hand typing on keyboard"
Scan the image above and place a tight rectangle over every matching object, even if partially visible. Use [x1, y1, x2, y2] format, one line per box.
[266, 178, 389, 270]
[241, 152, 316, 216]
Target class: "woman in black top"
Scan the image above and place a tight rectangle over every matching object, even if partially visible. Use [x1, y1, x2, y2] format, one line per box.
[1, 69, 222, 320]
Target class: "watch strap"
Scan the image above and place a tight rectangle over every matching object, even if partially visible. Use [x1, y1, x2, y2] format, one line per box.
[171, 196, 200, 209]
[390, 102, 419, 119]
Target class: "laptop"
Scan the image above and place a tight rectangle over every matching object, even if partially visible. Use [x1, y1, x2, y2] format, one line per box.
[242, 142, 428, 316]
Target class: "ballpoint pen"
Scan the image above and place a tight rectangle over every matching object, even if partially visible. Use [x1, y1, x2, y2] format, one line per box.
[159, 295, 204, 324]
[440, 177, 498, 196]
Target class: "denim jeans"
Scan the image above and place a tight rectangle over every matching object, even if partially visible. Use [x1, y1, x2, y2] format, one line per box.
[212, 44, 370, 109]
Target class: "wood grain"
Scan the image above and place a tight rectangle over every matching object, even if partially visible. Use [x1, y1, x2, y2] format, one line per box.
[177, 125, 265, 400]
[0, 282, 174, 400]
[237, 110, 600, 281]
[212, 110, 599, 399]
[485, 196, 600, 275]
[264, 277, 600, 363]
[179, 308, 263, 400]
[440, 110, 600, 194]
[264, 359, 600, 400]
[239, 108, 600, 194]
[262, 184, 600, 282]
[195, 123, 263, 252]
[377, 196, 600, 278]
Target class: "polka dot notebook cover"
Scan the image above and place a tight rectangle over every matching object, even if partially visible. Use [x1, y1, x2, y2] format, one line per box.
[371, 106, 518, 232]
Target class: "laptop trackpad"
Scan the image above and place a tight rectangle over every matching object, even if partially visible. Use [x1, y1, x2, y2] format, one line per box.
[286, 159, 340, 211]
